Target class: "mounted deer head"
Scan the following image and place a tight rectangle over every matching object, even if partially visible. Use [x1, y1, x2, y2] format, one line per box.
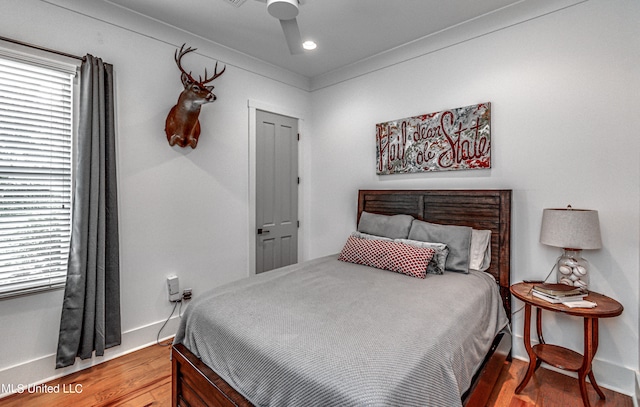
[165, 44, 226, 149]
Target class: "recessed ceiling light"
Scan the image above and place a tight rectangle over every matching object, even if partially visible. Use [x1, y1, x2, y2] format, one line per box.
[302, 41, 317, 51]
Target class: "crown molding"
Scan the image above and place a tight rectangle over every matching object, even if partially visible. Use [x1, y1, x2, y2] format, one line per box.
[309, 0, 587, 91]
[42, 0, 312, 91]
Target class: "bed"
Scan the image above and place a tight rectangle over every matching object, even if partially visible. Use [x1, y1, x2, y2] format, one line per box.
[172, 189, 512, 407]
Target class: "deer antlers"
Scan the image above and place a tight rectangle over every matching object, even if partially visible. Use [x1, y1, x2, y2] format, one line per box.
[175, 44, 226, 86]
[165, 44, 227, 149]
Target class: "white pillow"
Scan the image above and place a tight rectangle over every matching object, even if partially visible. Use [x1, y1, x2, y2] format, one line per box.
[469, 229, 491, 271]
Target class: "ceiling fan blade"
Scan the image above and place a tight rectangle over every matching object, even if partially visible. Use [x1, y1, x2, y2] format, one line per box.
[279, 18, 303, 54]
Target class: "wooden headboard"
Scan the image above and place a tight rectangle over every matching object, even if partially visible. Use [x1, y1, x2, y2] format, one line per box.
[358, 189, 512, 319]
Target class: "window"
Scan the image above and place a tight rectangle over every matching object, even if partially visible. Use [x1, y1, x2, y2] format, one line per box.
[0, 50, 77, 298]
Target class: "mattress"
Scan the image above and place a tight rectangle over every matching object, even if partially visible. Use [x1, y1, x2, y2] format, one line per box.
[174, 254, 508, 407]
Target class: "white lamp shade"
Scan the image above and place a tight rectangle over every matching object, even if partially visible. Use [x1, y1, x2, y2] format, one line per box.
[540, 207, 602, 250]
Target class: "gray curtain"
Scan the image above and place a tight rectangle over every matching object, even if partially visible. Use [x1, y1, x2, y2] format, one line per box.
[56, 55, 120, 369]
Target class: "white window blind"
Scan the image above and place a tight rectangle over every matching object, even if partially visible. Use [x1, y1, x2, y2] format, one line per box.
[0, 55, 75, 298]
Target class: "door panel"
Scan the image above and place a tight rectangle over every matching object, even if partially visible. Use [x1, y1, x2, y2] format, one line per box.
[256, 110, 298, 273]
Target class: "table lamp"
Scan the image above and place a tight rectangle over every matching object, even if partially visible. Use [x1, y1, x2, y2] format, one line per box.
[539, 206, 602, 290]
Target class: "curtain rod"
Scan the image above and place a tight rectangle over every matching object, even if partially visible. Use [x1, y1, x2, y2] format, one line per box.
[0, 35, 84, 61]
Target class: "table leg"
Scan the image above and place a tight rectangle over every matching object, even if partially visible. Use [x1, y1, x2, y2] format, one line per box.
[589, 371, 606, 400]
[536, 306, 545, 344]
[586, 318, 606, 400]
[578, 318, 605, 407]
[516, 304, 537, 393]
[534, 307, 543, 371]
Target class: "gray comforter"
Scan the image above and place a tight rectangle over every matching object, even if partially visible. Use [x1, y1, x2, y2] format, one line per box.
[174, 254, 508, 407]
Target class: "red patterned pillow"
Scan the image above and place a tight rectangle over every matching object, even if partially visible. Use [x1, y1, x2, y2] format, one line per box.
[338, 235, 435, 279]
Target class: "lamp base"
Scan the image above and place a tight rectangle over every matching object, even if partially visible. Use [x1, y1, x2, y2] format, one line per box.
[556, 249, 589, 290]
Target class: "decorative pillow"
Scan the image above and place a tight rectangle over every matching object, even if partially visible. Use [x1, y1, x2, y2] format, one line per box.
[338, 235, 435, 279]
[469, 229, 491, 271]
[408, 220, 472, 273]
[395, 239, 449, 275]
[357, 211, 414, 240]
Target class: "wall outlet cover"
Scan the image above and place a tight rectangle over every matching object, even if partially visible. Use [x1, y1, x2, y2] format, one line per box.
[167, 275, 180, 302]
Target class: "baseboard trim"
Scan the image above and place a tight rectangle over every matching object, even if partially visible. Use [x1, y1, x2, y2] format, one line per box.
[0, 315, 181, 398]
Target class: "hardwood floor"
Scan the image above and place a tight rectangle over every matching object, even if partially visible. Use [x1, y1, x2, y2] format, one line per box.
[0, 341, 173, 407]
[487, 359, 633, 407]
[1, 342, 633, 406]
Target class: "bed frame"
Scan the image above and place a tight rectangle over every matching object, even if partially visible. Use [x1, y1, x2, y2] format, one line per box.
[172, 189, 512, 407]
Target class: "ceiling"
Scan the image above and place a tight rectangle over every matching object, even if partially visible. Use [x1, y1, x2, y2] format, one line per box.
[104, 0, 564, 79]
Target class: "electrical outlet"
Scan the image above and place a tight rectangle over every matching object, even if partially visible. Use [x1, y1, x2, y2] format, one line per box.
[167, 275, 180, 302]
[182, 288, 192, 301]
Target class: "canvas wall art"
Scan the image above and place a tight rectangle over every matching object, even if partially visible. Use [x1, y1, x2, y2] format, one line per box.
[376, 102, 491, 174]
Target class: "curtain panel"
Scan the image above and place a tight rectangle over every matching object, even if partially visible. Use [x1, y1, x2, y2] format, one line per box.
[56, 55, 120, 369]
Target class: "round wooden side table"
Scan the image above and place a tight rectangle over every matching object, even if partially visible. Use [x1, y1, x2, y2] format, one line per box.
[510, 282, 623, 407]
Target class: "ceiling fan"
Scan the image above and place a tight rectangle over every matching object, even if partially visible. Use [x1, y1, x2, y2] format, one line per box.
[255, 0, 306, 55]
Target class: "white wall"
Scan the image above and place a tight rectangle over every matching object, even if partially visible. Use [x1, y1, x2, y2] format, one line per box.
[0, 0, 310, 390]
[307, 0, 640, 396]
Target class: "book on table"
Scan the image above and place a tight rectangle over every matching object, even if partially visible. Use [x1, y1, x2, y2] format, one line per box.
[533, 283, 586, 297]
[532, 290, 587, 304]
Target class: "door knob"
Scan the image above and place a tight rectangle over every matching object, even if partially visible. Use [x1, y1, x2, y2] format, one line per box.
[257, 228, 270, 235]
